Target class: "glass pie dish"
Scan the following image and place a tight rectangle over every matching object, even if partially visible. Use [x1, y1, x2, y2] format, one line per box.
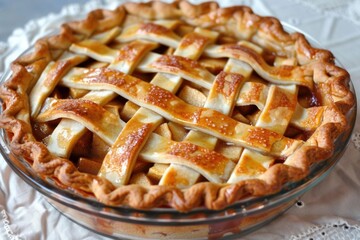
[0, 3, 356, 239]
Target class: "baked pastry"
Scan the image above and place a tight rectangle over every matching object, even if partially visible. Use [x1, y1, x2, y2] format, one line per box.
[0, 1, 354, 212]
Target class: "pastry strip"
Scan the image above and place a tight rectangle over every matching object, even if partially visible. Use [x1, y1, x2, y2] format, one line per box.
[117, 21, 181, 48]
[37, 98, 125, 145]
[139, 134, 235, 183]
[29, 52, 88, 117]
[100, 108, 164, 186]
[205, 43, 313, 89]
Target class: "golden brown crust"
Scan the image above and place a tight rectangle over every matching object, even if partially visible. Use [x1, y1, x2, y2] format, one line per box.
[0, 1, 355, 212]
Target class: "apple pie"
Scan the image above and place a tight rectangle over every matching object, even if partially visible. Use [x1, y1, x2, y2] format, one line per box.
[0, 1, 354, 212]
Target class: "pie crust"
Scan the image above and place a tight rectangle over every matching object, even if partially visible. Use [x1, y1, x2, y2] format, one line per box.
[0, 1, 354, 212]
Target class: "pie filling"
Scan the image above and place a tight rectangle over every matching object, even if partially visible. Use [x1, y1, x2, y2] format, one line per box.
[0, 1, 354, 211]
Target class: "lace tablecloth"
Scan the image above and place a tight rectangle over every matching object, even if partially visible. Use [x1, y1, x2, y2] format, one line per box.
[0, 0, 359, 239]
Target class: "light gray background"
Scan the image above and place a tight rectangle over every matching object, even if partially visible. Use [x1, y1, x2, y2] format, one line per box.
[0, 0, 88, 41]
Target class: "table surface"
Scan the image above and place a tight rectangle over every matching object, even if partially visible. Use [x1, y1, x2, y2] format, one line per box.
[1, 0, 360, 239]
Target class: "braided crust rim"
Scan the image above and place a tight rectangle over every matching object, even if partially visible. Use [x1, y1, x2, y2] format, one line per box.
[0, 1, 355, 212]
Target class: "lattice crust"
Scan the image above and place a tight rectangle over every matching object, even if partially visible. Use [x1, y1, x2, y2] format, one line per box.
[0, 1, 354, 212]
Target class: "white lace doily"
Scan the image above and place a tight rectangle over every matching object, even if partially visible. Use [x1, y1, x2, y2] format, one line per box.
[290, 215, 360, 240]
[1, 1, 360, 240]
[352, 131, 360, 151]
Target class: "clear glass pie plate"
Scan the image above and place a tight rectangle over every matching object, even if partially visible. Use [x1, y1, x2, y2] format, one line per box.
[0, 23, 356, 239]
